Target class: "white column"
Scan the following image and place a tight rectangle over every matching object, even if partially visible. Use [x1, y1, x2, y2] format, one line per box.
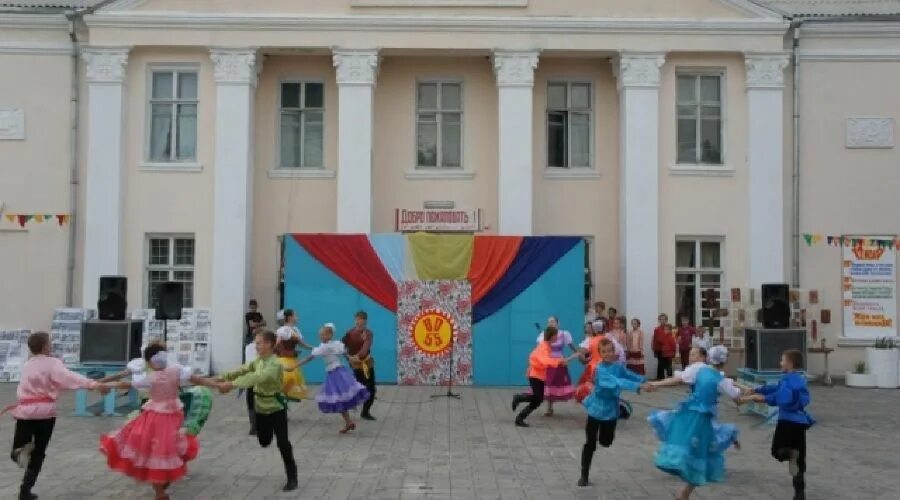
[333, 49, 379, 233]
[613, 52, 665, 373]
[745, 53, 789, 288]
[209, 48, 260, 372]
[81, 47, 130, 309]
[493, 50, 539, 235]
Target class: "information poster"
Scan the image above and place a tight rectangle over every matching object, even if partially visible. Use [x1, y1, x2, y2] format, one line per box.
[842, 237, 897, 338]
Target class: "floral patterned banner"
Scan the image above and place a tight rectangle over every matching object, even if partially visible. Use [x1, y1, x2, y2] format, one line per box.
[397, 280, 473, 386]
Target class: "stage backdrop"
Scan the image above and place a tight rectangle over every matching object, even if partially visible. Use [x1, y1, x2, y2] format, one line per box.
[283, 233, 584, 386]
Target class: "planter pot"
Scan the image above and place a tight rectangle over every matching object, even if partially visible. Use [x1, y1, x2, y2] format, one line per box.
[845, 372, 877, 388]
[866, 347, 899, 389]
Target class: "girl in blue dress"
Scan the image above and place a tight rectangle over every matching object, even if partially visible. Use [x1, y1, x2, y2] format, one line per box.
[647, 346, 741, 500]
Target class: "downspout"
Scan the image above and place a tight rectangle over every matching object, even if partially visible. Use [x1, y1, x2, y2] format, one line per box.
[65, 11, 79, 306]
[791, 19, 802, 288]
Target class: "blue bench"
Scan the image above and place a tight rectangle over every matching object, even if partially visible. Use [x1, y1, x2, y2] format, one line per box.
[69, 364, 139, 417]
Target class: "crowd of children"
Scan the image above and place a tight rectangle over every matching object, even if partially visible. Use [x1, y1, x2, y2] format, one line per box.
[4, 301, 813, 500]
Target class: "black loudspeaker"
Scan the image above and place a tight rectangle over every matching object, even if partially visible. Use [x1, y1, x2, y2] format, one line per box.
[80, 320, 143, 364]
[744, 328, 806, 371]
[761, 283, 790, 328]
[98, 276, 127, 321]
[155, 282, 184, 320]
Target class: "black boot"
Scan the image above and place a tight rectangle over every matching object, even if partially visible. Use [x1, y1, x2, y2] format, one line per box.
[792, 474, 805, 500]
[577, 445, 594, 487]
[511, 394, 525, 412]
[283, 463, 298, 492]
[515, 406, 533, 427]
[19, 467, 39, 500]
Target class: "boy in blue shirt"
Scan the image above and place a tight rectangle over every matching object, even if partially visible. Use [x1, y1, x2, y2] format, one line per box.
[744, 349, 815, 500]
[578, 338, 653, 487]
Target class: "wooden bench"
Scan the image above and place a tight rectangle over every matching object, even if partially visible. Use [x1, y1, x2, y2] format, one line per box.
[69, 364, 139, 417]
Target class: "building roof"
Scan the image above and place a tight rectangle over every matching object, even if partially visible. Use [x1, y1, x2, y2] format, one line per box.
[0, 1, 105, 8]
[755, 0, 900, 17]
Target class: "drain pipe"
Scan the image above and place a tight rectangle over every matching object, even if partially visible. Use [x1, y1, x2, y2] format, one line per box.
[790, 19, 802, 288]
[65, 11, 79, 306]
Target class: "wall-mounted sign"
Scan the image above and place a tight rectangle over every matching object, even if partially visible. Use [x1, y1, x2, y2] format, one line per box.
[395, 208, 482, 232]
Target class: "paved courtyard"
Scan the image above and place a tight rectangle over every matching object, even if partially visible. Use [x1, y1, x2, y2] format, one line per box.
[0, 383, 897, 499]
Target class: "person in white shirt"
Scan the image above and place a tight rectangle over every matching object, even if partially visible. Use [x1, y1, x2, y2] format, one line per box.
[274, 309, 313, 401]
[297, 323, 370, 434]
[692, 327, 712, 352]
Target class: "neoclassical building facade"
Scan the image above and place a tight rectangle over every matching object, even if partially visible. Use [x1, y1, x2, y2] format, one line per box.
[2, 0, 899, 375]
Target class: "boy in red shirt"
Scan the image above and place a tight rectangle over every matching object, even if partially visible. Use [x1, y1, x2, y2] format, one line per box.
[676, 315, 697, 369]
[651, 321, 676, 380]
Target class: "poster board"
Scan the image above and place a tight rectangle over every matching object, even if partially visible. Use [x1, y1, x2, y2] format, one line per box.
[130, 307, 211, 375]
[842, 236, 898, 338]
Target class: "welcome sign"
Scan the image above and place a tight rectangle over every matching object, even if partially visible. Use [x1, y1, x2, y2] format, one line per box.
[842, 236, 897, 338]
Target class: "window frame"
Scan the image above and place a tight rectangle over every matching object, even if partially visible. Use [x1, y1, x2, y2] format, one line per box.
[277, 78, 327, 169]
[145, 64, 200, 164]
[674, 236, 725, 329]
[414, 79, 464, 169]
[675, 68, 726, 167]
[144, 233, 196, 309]
[545, 80, 594, 169]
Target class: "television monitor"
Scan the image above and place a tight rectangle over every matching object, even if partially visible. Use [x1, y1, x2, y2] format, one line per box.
[80, 320, 142, 365]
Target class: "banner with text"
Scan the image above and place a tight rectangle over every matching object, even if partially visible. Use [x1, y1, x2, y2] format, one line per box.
[842, 237, 897, 338]
[395, 209, 482, 232]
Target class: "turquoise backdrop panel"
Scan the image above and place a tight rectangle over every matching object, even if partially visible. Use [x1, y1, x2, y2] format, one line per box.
[283, 237, 397, 384]
[472, 241, 585, 386]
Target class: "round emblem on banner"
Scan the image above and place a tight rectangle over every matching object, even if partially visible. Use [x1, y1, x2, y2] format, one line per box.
[409, 308, 456, 357]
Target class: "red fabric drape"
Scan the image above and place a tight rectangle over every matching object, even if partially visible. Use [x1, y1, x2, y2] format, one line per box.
[467, 236, 523, 305]
[292, 234, 398, 312]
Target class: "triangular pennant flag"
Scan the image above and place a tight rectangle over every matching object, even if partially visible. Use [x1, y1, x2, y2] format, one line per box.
[827, 236, 834, 246]
[16, 215, 28, 227]
[44, 214, 53, 221]
[34, 214, 44, 223]
[4, 214, 14, 223]
[803, 234, 813, 246]
[56, 214, 66, 226]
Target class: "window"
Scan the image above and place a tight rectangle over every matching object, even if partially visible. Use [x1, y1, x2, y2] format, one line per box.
[146, 235, 195, 309]
[675, 238, 723, 328]
[148, 69, 198, 162]
[547, 82, 591, 168]
[676, 73, 722, 165]
[416, 82, 462, 168]
[279, 81, 324, 168]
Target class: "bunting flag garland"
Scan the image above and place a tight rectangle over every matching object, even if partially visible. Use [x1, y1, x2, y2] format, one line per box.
[0, 213, 70, 227]
[803, 233, 899, 249]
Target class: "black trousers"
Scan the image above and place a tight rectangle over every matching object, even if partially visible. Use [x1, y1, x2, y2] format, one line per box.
[256, 409, 297, 479]
[246, 388, 256, 429]
[352, 366, 376, 416]
[580, 417, 617, 478]
[515, 378, 545, 421]
[772, 420, 808, 474]
[656, 357, 673, 380]
[11, 418, 56, 495]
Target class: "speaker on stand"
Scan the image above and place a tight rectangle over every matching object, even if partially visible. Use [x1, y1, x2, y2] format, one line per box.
[155, 282, 184, 343]
[98, 276, 127, 321]
[761, 283, 790, 329]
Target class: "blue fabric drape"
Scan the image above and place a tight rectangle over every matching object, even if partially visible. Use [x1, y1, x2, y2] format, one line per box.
[472, 236, 581, 323]
[368, 233, 406, 283]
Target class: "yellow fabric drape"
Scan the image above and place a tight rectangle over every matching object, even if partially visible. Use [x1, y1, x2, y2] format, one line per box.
[407, 232, 474, 280]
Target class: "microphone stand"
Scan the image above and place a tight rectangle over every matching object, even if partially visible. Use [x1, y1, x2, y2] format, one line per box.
[431, 330, 460, 400]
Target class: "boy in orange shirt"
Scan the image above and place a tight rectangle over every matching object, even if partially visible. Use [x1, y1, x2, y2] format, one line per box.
[511, 326, 579, 427]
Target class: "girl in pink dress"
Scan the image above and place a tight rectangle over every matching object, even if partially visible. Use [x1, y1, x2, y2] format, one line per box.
[100, 345, 217, 500]
[531, 316, 578, 416]
[626, 318, 646, 375]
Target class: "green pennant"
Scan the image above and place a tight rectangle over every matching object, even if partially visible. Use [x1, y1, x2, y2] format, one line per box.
[803, 234, 813, 246]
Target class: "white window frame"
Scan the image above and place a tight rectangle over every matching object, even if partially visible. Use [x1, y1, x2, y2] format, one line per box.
[546, 80, 594, 170]
[143, 64, 200, 170]
[144, 233, 195, 309]
[276, 79, 326, 170]
[675, 236, 725, 330]
[675, 68, 726, 167]
[415, 79, 464, 169]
